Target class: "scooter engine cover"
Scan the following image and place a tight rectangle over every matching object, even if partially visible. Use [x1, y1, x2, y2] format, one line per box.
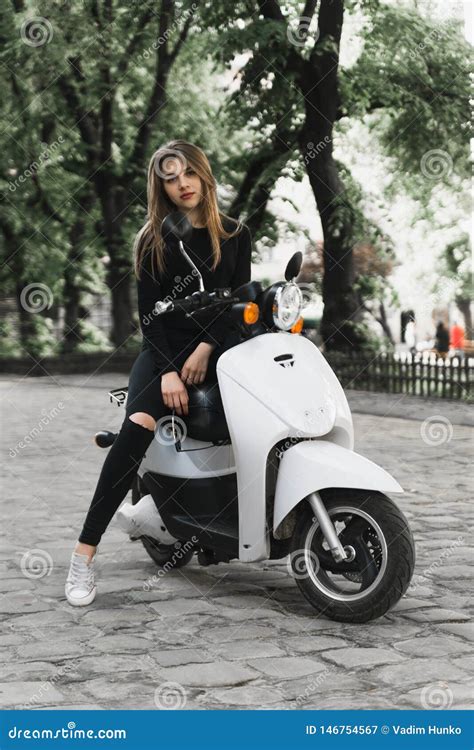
[217, 332, 338, 436]
[183, 382, 230, 443]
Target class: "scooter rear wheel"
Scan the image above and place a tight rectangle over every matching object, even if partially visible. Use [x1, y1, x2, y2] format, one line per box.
[289, 489, 415, 623]
[131, 477, 195, 569]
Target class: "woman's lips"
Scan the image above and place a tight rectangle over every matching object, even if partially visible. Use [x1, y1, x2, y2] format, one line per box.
[180, 192, 194, 200]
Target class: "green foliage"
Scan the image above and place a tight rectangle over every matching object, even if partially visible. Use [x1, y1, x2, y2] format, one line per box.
[347, 320, 394, 355]
[23, 315, 57, 359]
[0, 320, 18, 358]
[439, 233, 472, 303]
[0, 0, 470, 357]
[73, 321, 113, 354]
[343, 5, 471, 198]
[0, 0, 257, 355]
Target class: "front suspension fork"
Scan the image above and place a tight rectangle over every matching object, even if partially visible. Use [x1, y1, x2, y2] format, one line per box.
[307, 492, 350, 563]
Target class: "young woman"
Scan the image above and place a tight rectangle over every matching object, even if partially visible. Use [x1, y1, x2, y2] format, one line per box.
[65, 140, 252, 606]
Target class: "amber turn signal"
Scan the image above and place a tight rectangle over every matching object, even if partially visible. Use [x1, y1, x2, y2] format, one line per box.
[290, 317, 304, 334]
[243, 302, 259, 325]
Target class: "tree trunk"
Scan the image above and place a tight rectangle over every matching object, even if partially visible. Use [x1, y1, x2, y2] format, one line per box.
[303, 146, 362, 349]
[62, 277, 81, 353]
[0, 220, 36, 352]
[377, 301, 394, 344]
[456, 298, 473, 340]
[96, 180, 133, 347]
[15, 283, 37, 352]
[62, 190, 96, 353]
[361, 298, 394, 344]
[297, 0, 363, 350]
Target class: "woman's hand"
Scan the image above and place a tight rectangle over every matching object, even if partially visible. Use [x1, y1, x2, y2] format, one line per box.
[161, 372, 189, 416]
[180, 342, 215, 386]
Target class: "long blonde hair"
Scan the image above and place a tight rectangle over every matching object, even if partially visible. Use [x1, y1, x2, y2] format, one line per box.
[134, 140, 242, 279]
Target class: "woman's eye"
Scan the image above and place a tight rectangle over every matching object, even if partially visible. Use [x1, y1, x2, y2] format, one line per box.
[186, 169, 196, 176]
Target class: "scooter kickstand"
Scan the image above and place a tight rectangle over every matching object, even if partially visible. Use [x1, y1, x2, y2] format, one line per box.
[307, 492, 350, 563]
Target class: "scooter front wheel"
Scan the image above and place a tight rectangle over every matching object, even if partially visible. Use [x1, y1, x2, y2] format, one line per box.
[131, 477, 195, 569]
[289, 489, 415, 623]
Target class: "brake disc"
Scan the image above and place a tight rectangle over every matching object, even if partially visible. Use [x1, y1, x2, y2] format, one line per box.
[341, 527, 382, 583]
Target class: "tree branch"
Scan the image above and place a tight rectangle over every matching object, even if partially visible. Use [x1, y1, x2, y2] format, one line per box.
[115, 6, 156, 78]
[169, 0, 200, 66]
[301, 0, 318, 22]
[299, 0, 318, 41]
[127, 0, 185, 175]
[255, 0, 305, 79]
[229, 126, 298, 234]
[57, 65, 99, 167]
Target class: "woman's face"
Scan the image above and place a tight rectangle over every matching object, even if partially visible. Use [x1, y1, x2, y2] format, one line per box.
[161, 157, 203, 213]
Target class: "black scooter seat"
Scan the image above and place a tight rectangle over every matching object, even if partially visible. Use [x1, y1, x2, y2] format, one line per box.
[185, 381, 230, 443]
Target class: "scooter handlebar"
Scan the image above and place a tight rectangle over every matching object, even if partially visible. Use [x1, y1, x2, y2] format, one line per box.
[154, 288, 236, 316]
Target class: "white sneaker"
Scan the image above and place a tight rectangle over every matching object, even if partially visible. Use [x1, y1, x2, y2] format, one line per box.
[65, 551, 97, 606]
[116, 494, 176, 543]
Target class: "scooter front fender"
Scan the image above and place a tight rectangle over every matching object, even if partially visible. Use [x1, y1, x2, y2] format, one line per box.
[273, 440, 404, 533]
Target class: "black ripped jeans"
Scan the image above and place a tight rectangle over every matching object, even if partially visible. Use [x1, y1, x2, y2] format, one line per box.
[78, 334, 237, 547]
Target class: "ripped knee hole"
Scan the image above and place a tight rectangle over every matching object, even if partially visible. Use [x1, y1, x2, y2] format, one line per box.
[128, 412, 156, 431]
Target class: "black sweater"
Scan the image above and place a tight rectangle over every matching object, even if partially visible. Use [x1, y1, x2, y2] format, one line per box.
[137, 217, 252, 375]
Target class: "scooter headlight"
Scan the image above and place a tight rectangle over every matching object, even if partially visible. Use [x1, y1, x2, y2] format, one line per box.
[272, 283, 303, 331]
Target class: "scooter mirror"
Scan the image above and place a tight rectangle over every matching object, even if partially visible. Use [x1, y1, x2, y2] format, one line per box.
[233, 281, 262, 302]
[161, 211, 193, 245]
[284, 251, 303, 281]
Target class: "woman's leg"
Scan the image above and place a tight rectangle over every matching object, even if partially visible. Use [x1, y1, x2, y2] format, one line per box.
[66, 349, 191, 605]
[77, 419, 157, 548]
[75, 331, 238, 553]
[76, 350, 172, 551]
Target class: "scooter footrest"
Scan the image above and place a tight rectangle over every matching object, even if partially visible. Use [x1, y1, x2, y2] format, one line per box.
[108, 387, 128, 406]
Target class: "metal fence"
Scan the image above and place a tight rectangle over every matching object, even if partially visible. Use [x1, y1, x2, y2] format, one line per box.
[325, 351, 473, 401]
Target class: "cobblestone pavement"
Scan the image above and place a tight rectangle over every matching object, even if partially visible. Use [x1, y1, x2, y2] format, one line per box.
[1, 374, 472, 710]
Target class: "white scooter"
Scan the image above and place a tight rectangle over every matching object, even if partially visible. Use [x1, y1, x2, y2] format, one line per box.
[98, 212, 415, 623]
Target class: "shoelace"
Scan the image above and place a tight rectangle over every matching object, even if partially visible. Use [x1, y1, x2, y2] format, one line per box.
[67, 556, 95, 589]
